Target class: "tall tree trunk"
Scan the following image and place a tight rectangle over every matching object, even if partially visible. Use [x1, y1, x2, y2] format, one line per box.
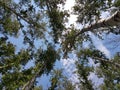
[75, 11, 120, 37]
[22, 64, 45, 90]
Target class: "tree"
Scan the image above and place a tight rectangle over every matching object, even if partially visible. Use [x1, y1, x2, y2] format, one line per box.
[0, 0, 120, 90]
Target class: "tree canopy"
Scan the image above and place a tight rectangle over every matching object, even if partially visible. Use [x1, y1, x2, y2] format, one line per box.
[0, 0, 120, 90]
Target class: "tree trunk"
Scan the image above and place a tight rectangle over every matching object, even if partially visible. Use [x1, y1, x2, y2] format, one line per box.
[75, 11, 120, 37]
[22, 64, 45, 90]
[63, 11, 120, 57]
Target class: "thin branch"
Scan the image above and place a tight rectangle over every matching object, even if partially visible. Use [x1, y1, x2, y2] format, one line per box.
[0, 63, 14, 69]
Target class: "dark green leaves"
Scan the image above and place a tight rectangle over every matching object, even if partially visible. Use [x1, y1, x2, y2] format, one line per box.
[114, 0, 120, 7]
[35, 45, 60, 74]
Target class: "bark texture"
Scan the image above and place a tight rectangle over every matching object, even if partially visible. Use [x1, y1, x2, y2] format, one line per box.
[76, 11, 120, 37]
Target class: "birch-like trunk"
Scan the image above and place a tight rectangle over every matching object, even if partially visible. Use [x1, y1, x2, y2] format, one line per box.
[76, 11, 120, 37]
[64, 11, 120, 57]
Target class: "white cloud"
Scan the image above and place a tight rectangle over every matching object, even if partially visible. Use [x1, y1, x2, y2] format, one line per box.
[64, 0, 77, 27]
[64, 0, 75, 10]
[89, 32, 111, 58]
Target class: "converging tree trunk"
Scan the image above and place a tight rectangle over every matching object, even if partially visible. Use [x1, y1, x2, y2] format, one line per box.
[0, 0, 120, 90]
[76, 11, 120, 37]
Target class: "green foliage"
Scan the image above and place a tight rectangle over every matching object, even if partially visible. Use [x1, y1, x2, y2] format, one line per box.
[76, 48, 120, 90]
[114, 0, 120, 7]
[62, 28, 77, 56]
[0, 40, 33, 89]
[33, 86, 43, 90]
[47, 6, 68, 43]
[76, 62, 94, 90]
[0, 41, 15, 56]
[3, 17, 20, 36]
[96, 55, 120, 90]
[73, 0, 111, 24]
[48, 69, 75, 90]
[77, 48, 107, 62]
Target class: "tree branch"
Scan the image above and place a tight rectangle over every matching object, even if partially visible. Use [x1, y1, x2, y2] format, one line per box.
[0, 63, 14, 69]
[0, 1, 45, 30]
[0, 1, 31, 24]
[93, 57, 120, 68]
